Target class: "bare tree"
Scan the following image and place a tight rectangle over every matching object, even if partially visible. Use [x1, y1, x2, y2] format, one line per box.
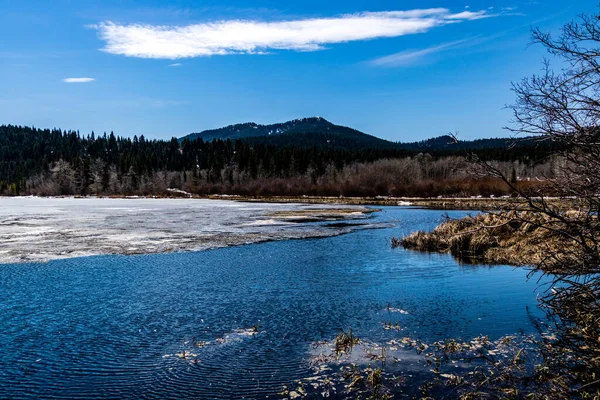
[476, 9, 600, 395]
[50, 159, 75, 195]
[89, 159, 105, 196]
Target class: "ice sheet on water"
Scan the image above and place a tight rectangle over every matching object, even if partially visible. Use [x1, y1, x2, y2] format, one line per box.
[0, 197, 378, 264]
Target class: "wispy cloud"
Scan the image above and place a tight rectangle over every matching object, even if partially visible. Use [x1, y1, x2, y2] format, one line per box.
[369, 21, 529, 68]
[63, 77, 96, 83]
[370, 38, 473, 67]
[91, 8, 494, 59]
[169, 63, 182, 67]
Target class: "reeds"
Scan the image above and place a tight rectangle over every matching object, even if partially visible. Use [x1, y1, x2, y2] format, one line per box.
[334, 328, 360, 355]
[396, 211, 571, 266]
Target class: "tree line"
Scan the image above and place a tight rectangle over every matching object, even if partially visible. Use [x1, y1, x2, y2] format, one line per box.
[0, 124, 557, 197]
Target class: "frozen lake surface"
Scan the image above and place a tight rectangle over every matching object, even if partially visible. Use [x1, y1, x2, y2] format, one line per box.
[0, 197, 378, 264]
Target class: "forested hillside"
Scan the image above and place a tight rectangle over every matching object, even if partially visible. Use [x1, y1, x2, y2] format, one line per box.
[181, 117, 395, 149]
[0, 124, 559, 197]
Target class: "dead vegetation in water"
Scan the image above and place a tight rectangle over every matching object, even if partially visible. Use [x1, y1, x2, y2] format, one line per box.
[298, 329, 549, 399]
[335, 328, 361, 355]
[396, 210, 586, 267]
[167, 326, 262, 365]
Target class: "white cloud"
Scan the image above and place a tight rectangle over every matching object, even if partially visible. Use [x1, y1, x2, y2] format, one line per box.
[443, 10, 488, 20]
[91, 8, 493, 59]
[63, 77, 96, 83]
[169, 63, 182, 67]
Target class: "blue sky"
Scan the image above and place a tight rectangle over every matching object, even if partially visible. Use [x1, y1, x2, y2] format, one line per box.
[0, 0, 594, 141]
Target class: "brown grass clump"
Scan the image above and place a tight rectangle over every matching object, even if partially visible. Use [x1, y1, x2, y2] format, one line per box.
[334, 328, 360, 355]
[397, 211, 575, 266]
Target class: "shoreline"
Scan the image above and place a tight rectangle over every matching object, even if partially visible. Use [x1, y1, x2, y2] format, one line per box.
[397, 210, 570, 267]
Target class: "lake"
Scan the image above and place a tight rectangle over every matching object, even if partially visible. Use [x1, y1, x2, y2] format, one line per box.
[0, 203, 547, 399]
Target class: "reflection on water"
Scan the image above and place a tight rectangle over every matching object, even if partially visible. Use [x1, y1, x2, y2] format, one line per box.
[0, 207, 547, 399]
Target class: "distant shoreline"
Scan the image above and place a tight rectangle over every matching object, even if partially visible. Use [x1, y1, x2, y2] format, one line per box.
[214, 195, 509, 209]
[0, 194, 530, 210]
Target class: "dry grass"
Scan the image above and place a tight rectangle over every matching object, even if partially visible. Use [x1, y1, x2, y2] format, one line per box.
[397, 211, 576, 266]
[267, 208, 377, 218]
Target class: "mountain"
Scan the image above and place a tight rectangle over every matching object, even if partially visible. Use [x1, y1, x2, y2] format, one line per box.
[180, 117, 549, 153]
[180, 117, 397, 150]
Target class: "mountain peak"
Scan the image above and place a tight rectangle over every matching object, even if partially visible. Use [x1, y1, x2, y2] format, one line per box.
[290, 116, 328, 123]
[181, 117, 339, 142]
